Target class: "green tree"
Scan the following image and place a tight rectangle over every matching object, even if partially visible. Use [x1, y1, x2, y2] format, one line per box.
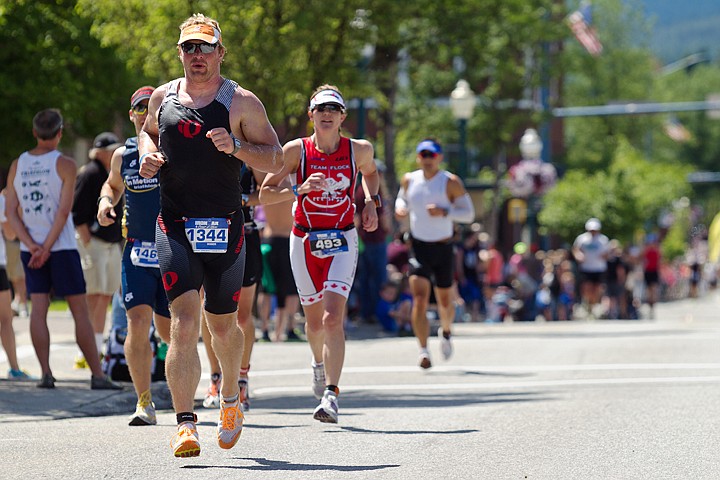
[652, 64, 720, 226]
[76, 0, 373, 142]
[661, 203, 691, 262]
[0, 0, 135, 167]
[391, 0, 566, 239]
[75, 0, 566, 204]
[562, 0, 658, 173]
[539, 137, 691, 244]
[651, 65, 720, 170]
[539, 0, 715, 249]
[395, 0, 565, 161]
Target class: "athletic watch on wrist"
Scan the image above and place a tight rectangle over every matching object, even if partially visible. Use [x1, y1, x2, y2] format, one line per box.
[365, 195, 382, 208]
[230, 135, 241, 156]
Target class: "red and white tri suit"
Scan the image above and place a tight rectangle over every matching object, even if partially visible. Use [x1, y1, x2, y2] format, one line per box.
[289, 137, 359, 305]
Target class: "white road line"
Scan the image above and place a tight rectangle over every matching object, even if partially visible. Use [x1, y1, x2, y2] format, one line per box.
[235, 363, 720, 378]
[253, 375, 720, 396]
[0, 345, 40, 363]
[5, 344, 719, 374]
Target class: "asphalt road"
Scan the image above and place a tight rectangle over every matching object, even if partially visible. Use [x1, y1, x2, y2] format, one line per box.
[1, 293, 719, 480]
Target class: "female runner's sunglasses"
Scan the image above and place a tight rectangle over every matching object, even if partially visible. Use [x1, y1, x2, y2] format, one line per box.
[313, 104, 344, 113]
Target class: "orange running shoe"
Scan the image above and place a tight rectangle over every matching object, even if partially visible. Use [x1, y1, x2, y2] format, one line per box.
[217, 399, 244, 449]
[171, 423, 200, 458]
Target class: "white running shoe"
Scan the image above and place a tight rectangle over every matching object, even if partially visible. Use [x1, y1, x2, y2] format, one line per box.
[438, 329, 453, 360]
[203, 373, 221, 409]
[418, 350, 432, 369]
[311, 361, 326, 399]
[313, 390, 338, 423]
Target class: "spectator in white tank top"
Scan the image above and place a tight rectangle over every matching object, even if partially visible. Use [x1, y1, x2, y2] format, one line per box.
[4, 108, 121, 391]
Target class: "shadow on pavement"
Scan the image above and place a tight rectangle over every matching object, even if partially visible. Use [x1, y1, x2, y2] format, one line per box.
[254, 389, 552, 412]
[182, 457, 400, 472]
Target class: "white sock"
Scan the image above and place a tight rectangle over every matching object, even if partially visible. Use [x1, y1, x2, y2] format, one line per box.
[95, 333, 104, 355]
[312, 359, 323, 368]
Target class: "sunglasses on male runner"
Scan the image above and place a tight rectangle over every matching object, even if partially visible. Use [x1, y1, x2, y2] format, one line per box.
[419, 151, 438, 159]
[132, 104, 149, 115]
[180, 42, 218, 54]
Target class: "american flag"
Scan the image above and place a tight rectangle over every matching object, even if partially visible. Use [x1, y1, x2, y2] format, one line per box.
[566, 2, 603, 56]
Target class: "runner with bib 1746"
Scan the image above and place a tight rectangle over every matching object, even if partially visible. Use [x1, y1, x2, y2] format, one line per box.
[97, 85, 172, 426]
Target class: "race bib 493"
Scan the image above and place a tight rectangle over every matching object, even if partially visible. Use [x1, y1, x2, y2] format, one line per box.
[308, 229, 348, 258]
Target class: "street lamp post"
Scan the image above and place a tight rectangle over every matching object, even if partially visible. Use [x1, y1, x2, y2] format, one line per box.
[506, 128, 556, 249]
[520, 128, 543, 248]
[519, 127, 543, 162]
[356, 43, 375, 139]
[449, 79, 476, 179]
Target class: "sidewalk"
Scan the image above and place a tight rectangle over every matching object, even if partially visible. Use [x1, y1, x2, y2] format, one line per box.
[0, 309, 171, 421]
[0, 309, 386, 422]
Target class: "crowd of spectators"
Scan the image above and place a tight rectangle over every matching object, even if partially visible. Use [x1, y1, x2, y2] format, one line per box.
[350, 219, 715, 330]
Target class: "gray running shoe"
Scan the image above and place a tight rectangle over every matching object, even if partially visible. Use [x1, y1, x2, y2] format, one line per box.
[129, 401, 157, 426]
[313, 390, 339, 423]
[438, 329, 453, 360]
[312, 361, 325, 399]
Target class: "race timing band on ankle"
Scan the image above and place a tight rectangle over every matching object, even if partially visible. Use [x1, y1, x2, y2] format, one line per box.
[222, 394, 239, 403]
[326, 385, 339, 395]
[177, 412, 197, 425]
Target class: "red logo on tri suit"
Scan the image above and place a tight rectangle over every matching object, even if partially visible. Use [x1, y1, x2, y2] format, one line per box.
[178, 119, 202, 139]
[157, 214, 167, 233]
[232, 290, 241, 303]
[234, 231, 245, 254]
[162, 271, 179, 291]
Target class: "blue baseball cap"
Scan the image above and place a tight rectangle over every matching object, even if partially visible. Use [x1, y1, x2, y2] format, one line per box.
[416, 140, 442, 154]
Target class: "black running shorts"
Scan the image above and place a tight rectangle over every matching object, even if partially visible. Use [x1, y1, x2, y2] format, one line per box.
[156, 210, 246, 315]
